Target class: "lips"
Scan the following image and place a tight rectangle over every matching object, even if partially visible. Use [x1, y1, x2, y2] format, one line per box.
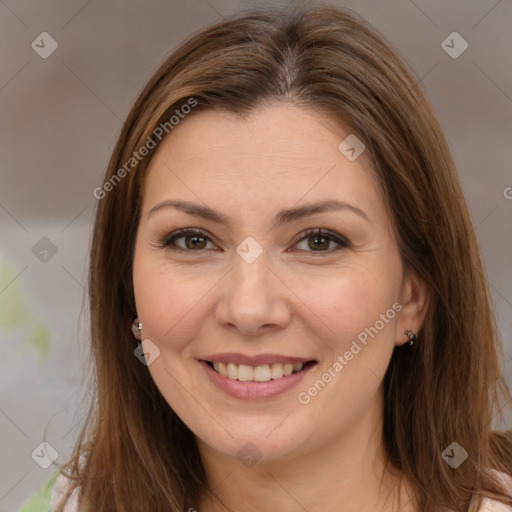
[199, 353, 317, 384]
[199, 357, 317, 399]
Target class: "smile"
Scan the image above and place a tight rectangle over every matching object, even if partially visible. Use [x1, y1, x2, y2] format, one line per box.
[207, 361, 312, 382]
[199, 353, 318, 399]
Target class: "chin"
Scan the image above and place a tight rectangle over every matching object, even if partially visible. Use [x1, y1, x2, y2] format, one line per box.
[194, 420, 313, 467]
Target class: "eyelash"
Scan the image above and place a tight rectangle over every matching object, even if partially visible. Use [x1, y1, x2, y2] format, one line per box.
[160, 228, 350, 255]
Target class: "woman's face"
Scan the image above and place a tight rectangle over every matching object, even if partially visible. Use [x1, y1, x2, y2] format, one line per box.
[133, 103, 426, 466]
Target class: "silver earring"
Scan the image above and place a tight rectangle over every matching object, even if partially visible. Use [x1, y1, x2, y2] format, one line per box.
[405, 330, 417, 346]
[132, 318, 142, 338]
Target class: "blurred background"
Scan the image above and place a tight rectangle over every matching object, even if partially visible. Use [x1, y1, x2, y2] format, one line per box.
[1, 0, 511, 510]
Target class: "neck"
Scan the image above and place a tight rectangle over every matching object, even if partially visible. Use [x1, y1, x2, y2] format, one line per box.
[196, 394, 416, 512]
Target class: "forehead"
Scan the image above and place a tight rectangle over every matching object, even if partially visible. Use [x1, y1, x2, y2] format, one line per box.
[149, 103, 367, 170]
[141, 103, 385, 226]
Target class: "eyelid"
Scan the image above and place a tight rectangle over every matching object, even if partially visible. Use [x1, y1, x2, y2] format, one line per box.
[160, 227, 351, 253]
[289, 228, 351, 252]
[160, 228, 217, 249]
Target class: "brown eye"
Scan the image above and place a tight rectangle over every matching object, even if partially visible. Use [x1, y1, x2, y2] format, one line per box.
[162, 229, 215, 251]
[294, 228, 350, 253]
[183, 234, 208, 250]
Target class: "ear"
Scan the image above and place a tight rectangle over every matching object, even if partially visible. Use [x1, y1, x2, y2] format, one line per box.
[396, 268, 429, 347]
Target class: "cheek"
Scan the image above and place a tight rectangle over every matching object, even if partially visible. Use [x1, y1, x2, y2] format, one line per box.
[292, 263, 402, 430]
[132, 253, 215, 350]
[288, 258, 402, 356]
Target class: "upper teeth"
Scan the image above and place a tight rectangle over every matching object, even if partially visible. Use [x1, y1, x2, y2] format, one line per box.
[212, 362, 304, 381]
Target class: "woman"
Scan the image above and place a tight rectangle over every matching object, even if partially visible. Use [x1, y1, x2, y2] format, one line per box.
[20, 4, 512, 512]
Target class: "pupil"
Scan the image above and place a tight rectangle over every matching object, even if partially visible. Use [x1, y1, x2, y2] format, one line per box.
[309, 234, 328, 250]
[187, 235, 206, 249]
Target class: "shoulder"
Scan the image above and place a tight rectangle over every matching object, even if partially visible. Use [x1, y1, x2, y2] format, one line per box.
[18, 468, 81, 512]
[478, 471, 512, 512]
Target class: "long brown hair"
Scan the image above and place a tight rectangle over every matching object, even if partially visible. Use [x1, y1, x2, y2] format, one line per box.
[59, 5, 512, 511]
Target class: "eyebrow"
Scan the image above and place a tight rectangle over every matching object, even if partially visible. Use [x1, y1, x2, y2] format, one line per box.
[147, 199, 370, 228]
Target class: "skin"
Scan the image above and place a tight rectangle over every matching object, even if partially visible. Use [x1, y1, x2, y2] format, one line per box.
[132, 103, 429, 512]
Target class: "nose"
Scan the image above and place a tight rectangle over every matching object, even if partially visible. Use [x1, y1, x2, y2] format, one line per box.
[215, 249, 292, 337]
